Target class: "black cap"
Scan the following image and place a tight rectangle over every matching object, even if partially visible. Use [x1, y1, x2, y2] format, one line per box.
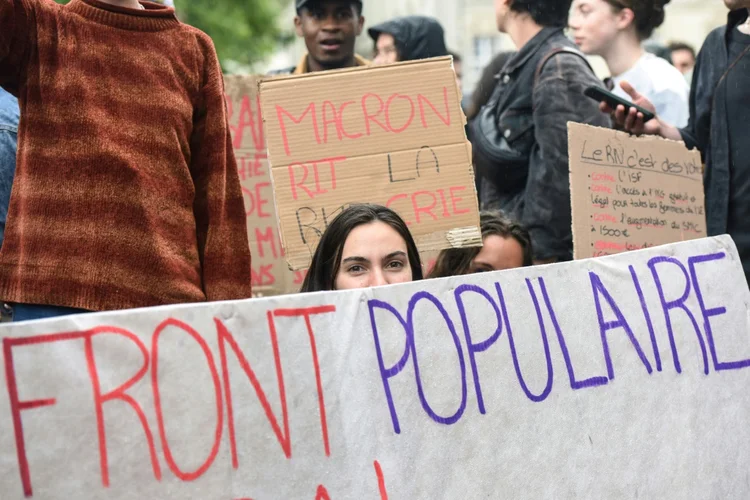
[296, 0, 362, 10]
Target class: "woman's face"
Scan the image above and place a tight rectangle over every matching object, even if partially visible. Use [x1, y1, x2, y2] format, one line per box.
[569, 0, 623, 56]
[335, 221, 413, 290]
[373, 33, 399, 65]
[469, 234, 525, 273]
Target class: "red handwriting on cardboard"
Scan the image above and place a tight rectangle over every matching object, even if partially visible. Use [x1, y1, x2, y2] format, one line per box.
[3, 305, 337, 495]
[226, 94, 264, 152]
[276, 88, 452, 157]
[386, 186, 471, 226]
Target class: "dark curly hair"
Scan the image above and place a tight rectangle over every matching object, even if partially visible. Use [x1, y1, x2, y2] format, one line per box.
[428, 211, 532, 279]
[604, 0, 671, 41]
[508, 0, 574, 27]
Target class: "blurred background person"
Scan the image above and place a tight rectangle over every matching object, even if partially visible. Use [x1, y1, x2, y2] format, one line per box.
[369, 15, 448, 64]
[300, 204, 423, 292]
[569, 0, 689, 127]
[668, 40, 697, 84]
[429, 211, 532, 279]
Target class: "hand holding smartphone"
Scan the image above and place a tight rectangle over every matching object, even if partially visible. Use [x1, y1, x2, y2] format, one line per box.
[584, 85, 656, 123]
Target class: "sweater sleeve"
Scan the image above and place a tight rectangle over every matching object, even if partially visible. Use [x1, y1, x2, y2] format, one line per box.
[0, 0, 32, 92]
[190, 40, 253, 301]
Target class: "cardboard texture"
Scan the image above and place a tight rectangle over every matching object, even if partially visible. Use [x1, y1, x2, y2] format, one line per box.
[224, 76, 306, 295]
[569, 123, 706, 259]
[1, 236, 749, 499]
[260, 57, 481, 270]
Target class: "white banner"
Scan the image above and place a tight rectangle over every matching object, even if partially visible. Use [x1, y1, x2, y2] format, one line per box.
[1, 236, 749, 499]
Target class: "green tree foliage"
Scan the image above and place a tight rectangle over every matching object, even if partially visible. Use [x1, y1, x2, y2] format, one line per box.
[54, 0, 286, 66]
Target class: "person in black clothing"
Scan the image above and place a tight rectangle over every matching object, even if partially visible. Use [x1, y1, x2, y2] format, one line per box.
[470, 0, 609, 264]
[368, 16, 448, 65]
[604, 1, 750, 286]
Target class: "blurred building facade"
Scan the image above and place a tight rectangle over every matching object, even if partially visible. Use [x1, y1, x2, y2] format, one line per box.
[261, 0, 727, 93]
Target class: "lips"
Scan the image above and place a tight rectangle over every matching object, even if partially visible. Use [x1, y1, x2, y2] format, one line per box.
[319, 38, 343, 51]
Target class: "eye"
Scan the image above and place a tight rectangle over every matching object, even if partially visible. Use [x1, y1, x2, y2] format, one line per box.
[347, 264, 365, 274]
[386, 260, 405, 270]
[336, 8, 353, 20]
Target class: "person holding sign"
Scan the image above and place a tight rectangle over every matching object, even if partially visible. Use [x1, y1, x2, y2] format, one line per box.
[0, 0, 253, 320]
[428, 211, 532, 278]
[603, 1, 750, 286]
[269, 0, 368, 75]
[471, 0, 609, 264]
[300, 204, 423, 292]
[569, 0, 689, 128]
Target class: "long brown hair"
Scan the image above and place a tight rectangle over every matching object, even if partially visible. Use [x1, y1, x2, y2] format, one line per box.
[300, 204, 423, 293]
[428, 211, 532, 279]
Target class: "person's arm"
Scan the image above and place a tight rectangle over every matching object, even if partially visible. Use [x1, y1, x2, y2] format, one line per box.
[0, 0, 33, 92]
[190, 38, 252, 301]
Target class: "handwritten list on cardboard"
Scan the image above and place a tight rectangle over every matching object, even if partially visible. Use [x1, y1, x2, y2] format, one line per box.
[569, 123, 706, 259]
[259, 57, 480, 270]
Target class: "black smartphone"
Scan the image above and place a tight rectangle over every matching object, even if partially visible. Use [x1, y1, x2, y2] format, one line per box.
[584, 85, 656, 122]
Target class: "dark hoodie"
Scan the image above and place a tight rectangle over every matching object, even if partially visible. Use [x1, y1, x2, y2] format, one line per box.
[368, 16, 448, 61]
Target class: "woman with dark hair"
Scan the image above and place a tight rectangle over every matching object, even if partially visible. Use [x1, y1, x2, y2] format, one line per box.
[428, 211, 532, 279]
[300, 204, 423, 293]
[569, 0, 689, 127]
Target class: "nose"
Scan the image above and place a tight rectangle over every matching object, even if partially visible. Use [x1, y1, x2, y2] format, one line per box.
[321, 14, 340, 32]
[370, 268, 387, 287]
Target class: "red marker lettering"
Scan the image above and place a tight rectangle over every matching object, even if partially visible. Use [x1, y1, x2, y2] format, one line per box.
[449, 186, 470, 215]
[362, 93, 389, 135]
[152, 319, 223, 481]
[418, 87, 451, 127]
[216, 313, 291, 467]
[412, 191, 438, 224]
[274, 306, 337, 457]
[85, 327, 162, 487]
[384, 94, 415, 133]
[321, 101, 343, 143]
[338, 101, 363, 139]
[288, 163, 314, 201]
[277, 103, 319, 157]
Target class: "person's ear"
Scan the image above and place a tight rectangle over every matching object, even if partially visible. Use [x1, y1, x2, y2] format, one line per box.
[616, 7, 636, 31]
[356, 15, 365, 36]
[294, 15, 304, 37]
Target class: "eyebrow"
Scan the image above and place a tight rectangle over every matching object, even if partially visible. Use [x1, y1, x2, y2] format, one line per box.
[341, 251, 407, 265]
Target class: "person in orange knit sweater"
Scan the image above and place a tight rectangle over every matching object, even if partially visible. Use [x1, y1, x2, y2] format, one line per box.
[0, 0, 253, 321]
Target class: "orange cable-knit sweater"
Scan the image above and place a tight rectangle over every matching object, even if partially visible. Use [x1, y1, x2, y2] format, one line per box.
[0, 0, 252, 310]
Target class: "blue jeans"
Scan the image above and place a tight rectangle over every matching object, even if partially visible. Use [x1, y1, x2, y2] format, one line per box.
[11, 304, 88, 322]
[0, 88, 19, 249]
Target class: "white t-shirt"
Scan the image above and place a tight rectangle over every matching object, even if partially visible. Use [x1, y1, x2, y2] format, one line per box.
[612, 52, 690, 128]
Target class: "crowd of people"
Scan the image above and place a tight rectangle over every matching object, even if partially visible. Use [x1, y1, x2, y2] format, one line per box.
[0, 0, 747, 323]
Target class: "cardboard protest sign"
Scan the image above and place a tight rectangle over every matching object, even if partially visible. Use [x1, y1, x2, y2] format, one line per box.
[569, 123, 706, 259]
[2, 236, 750, 499]
[260, 57, 481, 270]
[224, 76, 306, 295]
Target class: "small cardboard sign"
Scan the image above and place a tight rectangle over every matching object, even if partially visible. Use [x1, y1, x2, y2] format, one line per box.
[223, 76, 306, 295]
[568, 123, 706, 259]
[260, 57, 481, 270]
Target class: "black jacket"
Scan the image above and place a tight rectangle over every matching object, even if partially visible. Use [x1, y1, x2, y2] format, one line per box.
[680, 9, 749, 283]
[473, 28, 609, 261]
[368, 16, 448, 61]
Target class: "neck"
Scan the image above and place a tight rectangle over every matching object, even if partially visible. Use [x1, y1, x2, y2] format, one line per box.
[503, 13, 544, 51]
[602, 34, 644, 77]
[98, 0, 142, 8]
[306, 54, 357, 73]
